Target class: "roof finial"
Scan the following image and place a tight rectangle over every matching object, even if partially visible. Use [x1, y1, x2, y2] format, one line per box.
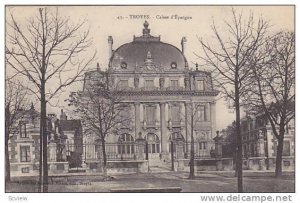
[30, 102, 34, 110]
[144, 20, 149, 28]
[147, 51, 152, 59]
[143, 21, 150, 36]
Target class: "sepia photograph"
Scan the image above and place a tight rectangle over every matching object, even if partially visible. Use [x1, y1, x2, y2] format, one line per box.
[4, 5, 295, 195]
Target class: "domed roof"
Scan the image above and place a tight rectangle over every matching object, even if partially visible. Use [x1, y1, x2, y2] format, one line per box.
[109, 21, 188, 71]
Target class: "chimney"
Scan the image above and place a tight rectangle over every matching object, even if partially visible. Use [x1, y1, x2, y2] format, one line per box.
[181, 37, 187, 56]
[97, 62, 100, 71]
[108, 36, 113, 62]
[60, 109, 67, 120]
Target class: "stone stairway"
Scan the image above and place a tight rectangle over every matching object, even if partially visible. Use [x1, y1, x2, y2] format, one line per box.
[149, 159, 172, 172]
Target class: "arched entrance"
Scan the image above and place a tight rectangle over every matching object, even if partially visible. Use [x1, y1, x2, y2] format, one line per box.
[116, 133, 135, 160]
[168, 132, 185, 152]
[145, 133, 160, 161]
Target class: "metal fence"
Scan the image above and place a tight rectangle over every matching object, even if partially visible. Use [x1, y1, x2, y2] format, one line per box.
[179, 141, 215, 159]
[66, 140, 216, 164]
[75, 142, 138, 162]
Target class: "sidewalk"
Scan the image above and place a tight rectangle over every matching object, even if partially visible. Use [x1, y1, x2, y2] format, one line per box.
[10, 169, 295, 179]
[196, 170, 295, 177]
[6, 170, 295, 193]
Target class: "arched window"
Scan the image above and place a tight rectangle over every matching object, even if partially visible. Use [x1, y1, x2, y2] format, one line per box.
[118, 133, 135, 154]
[168, 132, 184, 153]
[145, 133, 160, 153]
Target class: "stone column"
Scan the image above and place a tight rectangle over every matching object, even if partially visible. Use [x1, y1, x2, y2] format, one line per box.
[156, 103, 160, 128]
[206, 103, 211, 121]
[214, 132, 223, 158]
[135, 133, 146, 160]
[48, 140, 57, 173]
[49, 141, 57, 162]
[257, 130, 266, 170]
[160, 102, 168, 160]
[180, 103, 185, 126]
[61, 139, 67, 161]
[210, 102, 216, 140]
[214, 131, 223, 171]
[185, 102, 192, 157]
[135, 102, 141, 139]
[180, 102, 186, 156]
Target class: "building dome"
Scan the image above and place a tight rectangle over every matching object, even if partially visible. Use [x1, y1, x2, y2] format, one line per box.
[109, 21, 188, 71]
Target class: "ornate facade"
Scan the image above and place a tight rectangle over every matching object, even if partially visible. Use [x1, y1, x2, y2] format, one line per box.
[83, 21, 218, 164]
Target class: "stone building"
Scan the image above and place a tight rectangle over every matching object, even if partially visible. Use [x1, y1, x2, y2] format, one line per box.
[8, 106, 83, 176]
[240, 114, 295, 170]
[221, 114, 295, 171]
[8, 104, 40, 176]
[82, 21, 218, 167]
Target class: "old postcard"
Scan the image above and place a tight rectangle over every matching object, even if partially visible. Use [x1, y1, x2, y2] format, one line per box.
[4, 5, 294, 197]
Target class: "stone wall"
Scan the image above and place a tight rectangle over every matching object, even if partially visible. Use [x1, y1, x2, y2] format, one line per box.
[176, 157, 294, 172]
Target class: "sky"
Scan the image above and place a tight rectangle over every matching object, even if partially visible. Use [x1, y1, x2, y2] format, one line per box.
[5, 5, 294, 131]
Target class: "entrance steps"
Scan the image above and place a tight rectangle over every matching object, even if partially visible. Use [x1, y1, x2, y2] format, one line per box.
[149, 166, 171, 173]
[68, 168, 86, 173]
[149, 159, 172, 172]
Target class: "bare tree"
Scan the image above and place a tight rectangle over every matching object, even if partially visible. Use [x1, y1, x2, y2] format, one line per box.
[185, 102, 208, 179]
[5, 80, 29, 183]
[246, 31, 295, 177]
[68, 69, 130, 176]
[5, 7, 96, 192]
[198, 8, 269, 192]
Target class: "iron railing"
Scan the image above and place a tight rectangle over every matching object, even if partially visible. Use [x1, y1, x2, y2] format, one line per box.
[69, 142, 138, 162]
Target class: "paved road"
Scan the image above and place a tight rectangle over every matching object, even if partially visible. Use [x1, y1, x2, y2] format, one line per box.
[6, 172, 294, 193]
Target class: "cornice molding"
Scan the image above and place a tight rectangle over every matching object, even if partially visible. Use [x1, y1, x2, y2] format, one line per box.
[113, 90, 219, 97]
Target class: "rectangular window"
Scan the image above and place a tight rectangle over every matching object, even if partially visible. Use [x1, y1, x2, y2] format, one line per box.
[170, 80, 179, 90]
[152, 144, 156, 153]
[145, 80, 154, 88]
[20, 146, 31, 162]
[120, 106, 130, 126]
[20, 122, 28, 138]
[196, 80, 205, 90]
[119, 80, 128, 89]
[197, 105, 206, 121]
[146, 106, 156, 125]
[283, 141, 290, 156]
[171, 106, 181, 123]
[199, 142, 207, 150]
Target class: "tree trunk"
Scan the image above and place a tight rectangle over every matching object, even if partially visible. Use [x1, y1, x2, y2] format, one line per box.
[235, 75, 243, 192]
[101, 137, 107, 177]
[39, 104, 43, 192]
[41, 82, 48, 192]
[234, 150, 238, 177]
[189, 134, 195, 179]
[5, 108, 11, 183]
[189, 109, 195, 180]
[275, 136, 284, 177]
[5, 135, 10, 183]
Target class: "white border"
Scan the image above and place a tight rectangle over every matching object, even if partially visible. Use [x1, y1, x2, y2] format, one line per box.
[0, 1, 298, 203]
